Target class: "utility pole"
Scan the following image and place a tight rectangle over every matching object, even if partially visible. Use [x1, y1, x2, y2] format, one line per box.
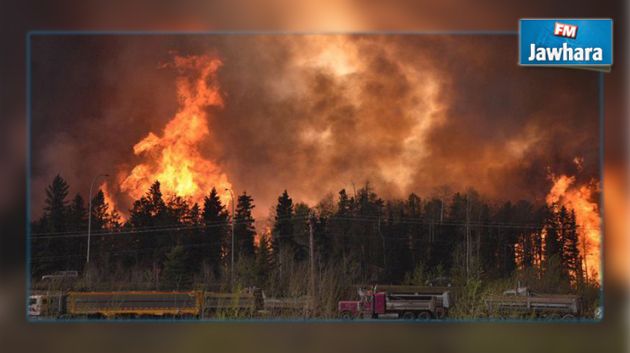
[86, 173, 108, 266]
[465, 196, 470, 280]
[225, 188, 235, 290]
[378, 214, 386, 271]
[308, 214, 316, 305]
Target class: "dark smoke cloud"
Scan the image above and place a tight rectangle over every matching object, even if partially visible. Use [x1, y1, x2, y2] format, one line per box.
[30, 35, 599, 219]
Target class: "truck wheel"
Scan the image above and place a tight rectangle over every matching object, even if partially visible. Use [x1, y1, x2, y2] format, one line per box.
[340, 311, 354, 320]
[434, 307, 446, 319]
[562, 314, 576, 320]
[547, 313, 561, 320]
[401, 312, 415, 320]
[416, 311, 431, 320]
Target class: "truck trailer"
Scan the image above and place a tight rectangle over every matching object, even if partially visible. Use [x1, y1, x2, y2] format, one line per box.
[338, 286, 451, 320]
[65, 291, 204, 318]
[484, 287, 581, 319]
[30, 286, 453, 320]
[29, 289, 262, 319]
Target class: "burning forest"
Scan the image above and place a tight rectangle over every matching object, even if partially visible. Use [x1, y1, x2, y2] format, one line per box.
[29, 35, 602, 320]
[118, 54, 232, 210]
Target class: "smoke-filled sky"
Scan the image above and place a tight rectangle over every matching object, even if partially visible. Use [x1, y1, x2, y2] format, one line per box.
[30, 34, 600, 219]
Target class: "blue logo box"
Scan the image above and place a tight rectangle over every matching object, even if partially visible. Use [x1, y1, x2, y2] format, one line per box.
[519, 19, 613, 66]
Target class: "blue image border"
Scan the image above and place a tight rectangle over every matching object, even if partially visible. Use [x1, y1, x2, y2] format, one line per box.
[25, 30, 605, 324]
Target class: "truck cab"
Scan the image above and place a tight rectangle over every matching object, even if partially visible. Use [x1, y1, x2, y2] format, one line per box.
[338, 287, 450, 320]
[28, 293, 65, 318]
[28, 295, 44, 317]
[338, 288, 376, 319]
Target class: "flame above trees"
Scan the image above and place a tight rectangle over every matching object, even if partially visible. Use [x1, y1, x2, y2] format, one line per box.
[545, 172, 601, 282]
[118, 54, 232, 210]
[97, 53, 601, 284]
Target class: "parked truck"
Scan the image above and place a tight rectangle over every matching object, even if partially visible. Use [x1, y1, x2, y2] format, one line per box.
[261, 295, 314, 318]
[484, 287, 581, 319]
[63, 291, 204, 318]
[28, 288, 314, 320]
[338, 286, 451, 320]
[28, 292, 65, 318]
[29, 289, 262, 319]
[203, 289, 262, 317]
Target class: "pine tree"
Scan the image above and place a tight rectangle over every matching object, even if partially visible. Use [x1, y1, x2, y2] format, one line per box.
[562, 209, 583, 285]
[544, 204, 561, 265]
[90, 190, 109, 231]
[353, 183, 384, 280]
[128, 181, 168, 267]
[182, 202, 202, 274]
[163, 195, 191, 262]
[382, 200, 411, 282]
[542, 203, 572, 290]
[129, 181, 167, 227]
[514, 200, 535, 269]
[405, 193, 423, 267]
[255, 234, 273, 287]
[272, 190, 295, 257]
[330, 189, 354, 259]
[165, 195, 190, 224]
[558, 206, 569, 261]
[491, 201, 518, 278]
[161, 244, 192, 289]
[35, 174, 71, 275]
[313, 213, 332, 265]
[67, 194, 87, 231]
[202, 188, 229, 279]
[44, 174, 70, 233]
[188, 203, 201, 225]
[109, 209, 122, 229]
[423, 198, 443, 271]
[291, 202, 310, 262]
[89, 190, 111, 266]
[431, 192, 467, 274]
[66, 193, 87, 270]
[234, 192, 256, 259]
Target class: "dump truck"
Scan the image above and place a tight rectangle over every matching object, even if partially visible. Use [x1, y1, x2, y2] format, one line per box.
[65, 291, 204, 318]
[28, 292, 65, 318]
[485, 287, 581, 319]
[203, 289, 262, 317]
[338, 286, 451, 320]
[29, 288, 266, 319]
[261, 295, 314, 318]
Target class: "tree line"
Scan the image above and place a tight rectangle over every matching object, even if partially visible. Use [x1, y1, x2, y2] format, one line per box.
[31, 174, 592, 295]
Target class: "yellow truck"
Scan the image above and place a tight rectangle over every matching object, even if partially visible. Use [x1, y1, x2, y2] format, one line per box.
[66, 291, 204, 318]
[29, 289, 262, 319]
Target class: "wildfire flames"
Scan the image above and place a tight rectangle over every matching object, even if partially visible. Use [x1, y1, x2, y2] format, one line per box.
[95, 53, 601, 284]
[117, 54, 232, 211]
[100, 181, 117, 213]
[545, 172, 601, 282]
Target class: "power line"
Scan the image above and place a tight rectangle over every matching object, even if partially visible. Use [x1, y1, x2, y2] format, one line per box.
[31, 214, 599, 239]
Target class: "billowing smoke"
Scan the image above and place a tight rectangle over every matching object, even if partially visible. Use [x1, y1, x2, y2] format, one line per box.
[30, 35, 599, 221]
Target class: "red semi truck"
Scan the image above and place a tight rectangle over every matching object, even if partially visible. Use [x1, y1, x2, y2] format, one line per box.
[338, 286, 451, 320]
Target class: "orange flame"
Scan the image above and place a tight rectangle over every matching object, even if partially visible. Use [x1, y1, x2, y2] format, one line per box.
[255, 226, 272, 247]
[99, 181, 125, 223]
[119, 54, 232, 208]
[545, 172, 601, 282]
[99, 182, 117, 211]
